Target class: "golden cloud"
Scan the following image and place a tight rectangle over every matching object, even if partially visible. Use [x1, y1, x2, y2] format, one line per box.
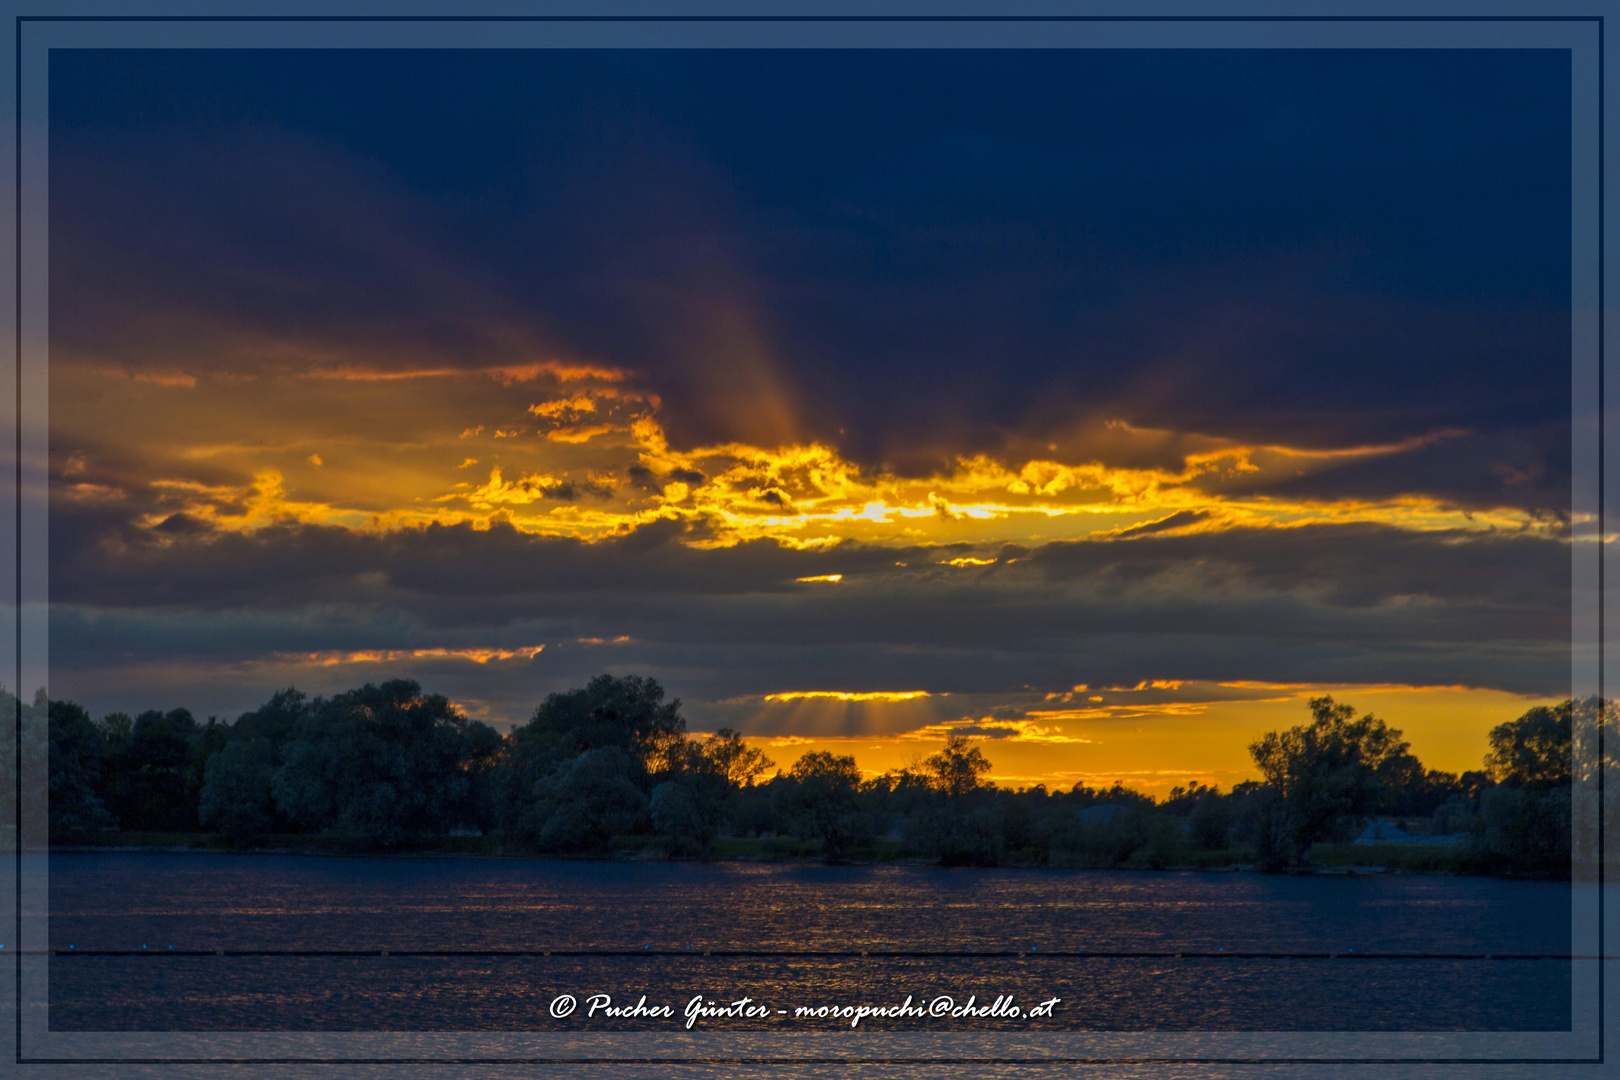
[898, 717, 1093, 743]
[273, 645, 546, 667]
[764, 690, 930, 702]
[304, 359, 626, 383]
[60, 345, 1555, 559]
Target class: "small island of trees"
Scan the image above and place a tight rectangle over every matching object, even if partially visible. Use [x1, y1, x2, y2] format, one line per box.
[39, 675, 1595, 878]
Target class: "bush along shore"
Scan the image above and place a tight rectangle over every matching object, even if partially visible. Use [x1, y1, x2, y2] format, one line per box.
[38, 675, 1598, 878]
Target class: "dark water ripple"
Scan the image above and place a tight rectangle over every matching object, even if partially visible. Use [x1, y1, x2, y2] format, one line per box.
[46, 853, 1574, 1031]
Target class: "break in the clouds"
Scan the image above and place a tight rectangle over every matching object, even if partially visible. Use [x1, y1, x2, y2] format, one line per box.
[45, 48, 1573, 768]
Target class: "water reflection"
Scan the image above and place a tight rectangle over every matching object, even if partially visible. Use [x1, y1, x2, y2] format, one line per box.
[48, 854, 1573, 1031]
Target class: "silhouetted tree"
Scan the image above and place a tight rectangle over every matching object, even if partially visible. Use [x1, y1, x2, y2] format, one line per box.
[507, 747, 648, 853]
[197, 688, 310, 839]
[1485, 701, 1571, 788]
[46, 701, 113, 839]
[700, 728, 774, 788]
[923, 735, 991, 797]
[1187, 787, 1233, 851]
[1248, 696, 1410, 863]
[1458, 699, 1578, 877]
[496, 674, 686, 852]
[61, 673, 1605, 880]
[104, 708, 201, 831]
[271, 680, 498, 846]
[651, 729, 774, 856]
[506, 673, 685, 782]
[902, 738, 1003, 865]
[775, 751, 868, 859]
[1467, 783, 1570, 876]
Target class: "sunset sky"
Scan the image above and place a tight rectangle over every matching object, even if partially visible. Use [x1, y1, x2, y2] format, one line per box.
[47, 48, 1573, 792]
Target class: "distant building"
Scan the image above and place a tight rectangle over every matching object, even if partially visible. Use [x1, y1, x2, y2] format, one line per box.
[1353, 820, 1470, 846]
[1355, 820, 1411, 844]
[1079, 804, 1126, 825]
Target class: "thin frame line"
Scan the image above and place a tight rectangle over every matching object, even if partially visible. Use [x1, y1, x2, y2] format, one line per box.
[15, 12, 1607, 1068]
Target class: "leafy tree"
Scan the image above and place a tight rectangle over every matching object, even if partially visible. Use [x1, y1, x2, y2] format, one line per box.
[507, 747, 648, 853]
[509, 673, 686, 781]
[98, 712, 132, 760]
[922, 735, 991, 797]
[11, 688, 45, 850]
[700, 728, 774, 789]
[649, 751, 728, 857]
[650, 780, 710, 856]
[651, 729, 774, 856]
[271, 680, 498, 846]
[496, 674, 687, 851]
[1248, 696, 1410, 863]
[1485, 701, 1572, 788]
[1466, 784, 1571, 876]
[103, 708, 200, 831]
[933, 801, 1007, 864]
[190, 716, 232, 799]
[1370, 750, 1426, 812]
[196, 688, 311, 839]
[902, 739, 1003, 866]
[1188, 790, 1233, 851]
[47, 700, 113, 838]
[1162, 782, 1217, 815]
[1160, 783, 1234, 850]
[1228, 780, 1291, 869]
[775, 751, 868, 859]
[200, 737, 280, 839]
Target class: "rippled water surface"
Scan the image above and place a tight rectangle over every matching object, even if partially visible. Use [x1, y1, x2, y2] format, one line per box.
[47, 853, 1573, 1031]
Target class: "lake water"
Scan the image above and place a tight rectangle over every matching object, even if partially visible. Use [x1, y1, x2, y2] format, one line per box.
[46, 853, 1573, 1032]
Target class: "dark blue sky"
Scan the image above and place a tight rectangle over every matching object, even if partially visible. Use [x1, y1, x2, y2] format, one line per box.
[53, 48, 1570, 483]
[44, 47, 1578, 726]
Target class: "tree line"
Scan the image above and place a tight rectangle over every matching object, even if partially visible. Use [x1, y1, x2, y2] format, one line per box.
[43, 675, 1596, 877]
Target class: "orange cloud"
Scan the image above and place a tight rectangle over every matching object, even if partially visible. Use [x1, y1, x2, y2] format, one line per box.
[133, 370, 197, 388]
[274, 645, 546, 666]
[87, 364, 198, 388]
[764, 690, 929, 703]
[304, 359, 626, 383]
[71, 349, 1551, 555]
[453, 466, 565, 508]
[899, 717, 1092, 743]
[530, 394, 598, 420]
[545, 424, 619, 444]
[142, 469, 341, 532]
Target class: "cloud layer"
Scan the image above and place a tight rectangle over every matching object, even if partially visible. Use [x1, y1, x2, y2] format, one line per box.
[42, 48, 1575, 767]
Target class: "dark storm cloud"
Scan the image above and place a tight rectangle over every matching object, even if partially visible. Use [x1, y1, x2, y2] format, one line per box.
[1028, 524, 1568, 613]
[49, 506, 1570, 712]
[1110, 511, 1213, 538]
[43, 48, 1576, 723]
[1206, 423, 1572, 516]
[47, 508, 889, 611]
[50, 48, 1571, 510]
[52, 499, 1565, 619]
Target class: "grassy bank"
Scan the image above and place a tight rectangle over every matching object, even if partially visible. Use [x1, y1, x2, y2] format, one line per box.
[1306, 842, 1466, 874]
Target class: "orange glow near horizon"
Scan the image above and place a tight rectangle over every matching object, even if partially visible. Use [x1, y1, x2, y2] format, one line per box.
[51, 357, 1561, 556]
[49, 355, 1569, 789]
[704, 683, 1561, 797]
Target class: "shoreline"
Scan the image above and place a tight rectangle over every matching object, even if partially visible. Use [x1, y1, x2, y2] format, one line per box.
[46, 837, 1508, 877]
